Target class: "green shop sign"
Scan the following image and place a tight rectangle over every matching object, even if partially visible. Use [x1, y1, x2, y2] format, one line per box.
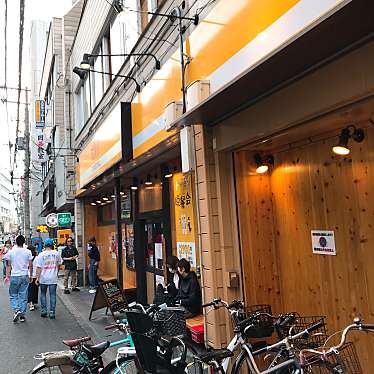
[57, 213, 72, 227]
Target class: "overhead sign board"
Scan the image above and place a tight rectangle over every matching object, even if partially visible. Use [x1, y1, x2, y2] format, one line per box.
[57, 212, 72, 228]
[46, 213, 58, 228]
[35, 100, 45, 128]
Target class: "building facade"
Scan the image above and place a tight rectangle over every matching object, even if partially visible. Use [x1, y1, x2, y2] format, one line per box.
[31, 0, 374, 370]
[29, 20, 49, 237]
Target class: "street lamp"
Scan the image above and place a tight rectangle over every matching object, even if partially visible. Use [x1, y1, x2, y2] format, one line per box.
[73, 67, 141, 93]
[81, 52, 161, 70]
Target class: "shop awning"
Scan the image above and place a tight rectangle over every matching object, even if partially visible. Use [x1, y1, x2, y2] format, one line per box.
[170, 0, 374, 129]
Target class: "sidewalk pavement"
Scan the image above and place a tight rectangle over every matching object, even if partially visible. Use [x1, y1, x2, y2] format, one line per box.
[56, 276, 125, 363]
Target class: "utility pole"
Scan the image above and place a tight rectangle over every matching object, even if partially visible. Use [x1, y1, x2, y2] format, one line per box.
[24, 88, 31, 243]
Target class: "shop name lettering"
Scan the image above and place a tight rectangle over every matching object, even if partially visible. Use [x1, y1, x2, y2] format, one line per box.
[175, 192, 191, 209]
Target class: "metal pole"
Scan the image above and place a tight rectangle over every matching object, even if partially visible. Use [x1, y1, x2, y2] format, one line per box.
[114, 177, 123, 287]
[24, 88, 31, 243]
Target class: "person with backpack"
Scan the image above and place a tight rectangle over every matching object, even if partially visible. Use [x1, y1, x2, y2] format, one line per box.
[27, 245, 39, 311]
[36, 238, 62, 319]
[4, 235, 33, 322]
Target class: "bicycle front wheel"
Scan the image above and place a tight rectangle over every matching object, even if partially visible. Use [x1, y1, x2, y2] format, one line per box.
[101, 356, 139, 374]
[171, 341, 203, 374]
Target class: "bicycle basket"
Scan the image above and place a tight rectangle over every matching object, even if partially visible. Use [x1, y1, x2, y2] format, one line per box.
[305, 342, 362, 374]
[279, 315, 327, 349]
[235, 304, 274, 339]
[153, 308, 187, 337]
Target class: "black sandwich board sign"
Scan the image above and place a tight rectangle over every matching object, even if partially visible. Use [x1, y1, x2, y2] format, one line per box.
[89, 279, 128, 320]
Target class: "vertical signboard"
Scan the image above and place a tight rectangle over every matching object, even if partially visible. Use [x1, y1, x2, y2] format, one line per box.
[35, 100, 45, 128]
[173, 173, 197, 269]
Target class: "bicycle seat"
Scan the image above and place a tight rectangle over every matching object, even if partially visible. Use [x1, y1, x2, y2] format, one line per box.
[197, 348, 233, 364]
[82, 341, 110, 358]
[63, 336, 91, 348]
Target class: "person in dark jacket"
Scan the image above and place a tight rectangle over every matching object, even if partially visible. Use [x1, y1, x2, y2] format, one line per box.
[154, 255, 181, 305]
[175, 258, 202, 318]
[87, 237, 100, 293]
[61, 237, 79, 294]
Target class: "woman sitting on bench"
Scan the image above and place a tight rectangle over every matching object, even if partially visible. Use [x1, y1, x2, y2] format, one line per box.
[174, 258, 202, 318]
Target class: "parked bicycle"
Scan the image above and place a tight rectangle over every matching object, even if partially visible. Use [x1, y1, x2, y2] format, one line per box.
[299, 317, 374, 373]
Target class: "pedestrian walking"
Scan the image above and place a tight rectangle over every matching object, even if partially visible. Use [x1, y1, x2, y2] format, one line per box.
[36, 238, 62, 319]
[61, 237, 79, 294]
[87, 237, 100, 293]
[27, 245, 39, 311]
[4, 235, 33, 323]
[1, 239, 12, 279]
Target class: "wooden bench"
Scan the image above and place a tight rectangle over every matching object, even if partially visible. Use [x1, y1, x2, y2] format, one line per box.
[186, 314, 204, 330]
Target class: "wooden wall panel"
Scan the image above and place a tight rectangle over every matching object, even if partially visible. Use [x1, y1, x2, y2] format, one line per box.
[234, 151, 282, 313]
[234, 124, 374, 371]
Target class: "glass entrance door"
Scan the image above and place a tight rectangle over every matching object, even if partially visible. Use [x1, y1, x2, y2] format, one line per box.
[144, 221, 165, 303]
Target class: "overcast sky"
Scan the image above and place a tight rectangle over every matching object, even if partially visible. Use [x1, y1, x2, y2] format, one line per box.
[0, 0, 73, 184]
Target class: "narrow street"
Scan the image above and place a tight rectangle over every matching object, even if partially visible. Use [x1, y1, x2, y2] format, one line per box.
[0, 281, 87, 374]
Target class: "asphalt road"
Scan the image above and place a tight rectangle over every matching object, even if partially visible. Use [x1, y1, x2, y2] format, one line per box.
[0, 280, 87, 374]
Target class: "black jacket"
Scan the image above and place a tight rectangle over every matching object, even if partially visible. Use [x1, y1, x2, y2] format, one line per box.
[88, 243, 100, 262]
[175, 271, 202, 316]
[61, 245, 79, 270]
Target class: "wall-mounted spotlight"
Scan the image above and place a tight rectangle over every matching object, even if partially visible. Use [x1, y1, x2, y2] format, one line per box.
[73, 66, 141, 93]
[81, 52, 161, 71]
[254, 153, 274, 174]
[145, 174, 153, 186]
[332, 126, 365, 156]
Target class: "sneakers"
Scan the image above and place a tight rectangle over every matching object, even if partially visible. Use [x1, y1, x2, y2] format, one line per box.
[41, 312, 47, 318]
[64, 289, 71, 294]
[29, 305, 35, 311]
[88, 288, 96, 294]
[19, 315, 26, 322]
[13, 311, 21, 322]
[49, 311, 55, 319]
[72, 287, 80, 292]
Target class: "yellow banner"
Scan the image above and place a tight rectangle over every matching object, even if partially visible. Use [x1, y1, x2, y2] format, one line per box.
[173, 173, 197, 269]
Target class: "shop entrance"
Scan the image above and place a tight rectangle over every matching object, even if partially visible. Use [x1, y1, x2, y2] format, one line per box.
[141, 218, 167, 304]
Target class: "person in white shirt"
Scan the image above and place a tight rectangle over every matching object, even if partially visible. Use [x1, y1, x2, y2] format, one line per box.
[36, 238, 62, 319]
[4, 235, 33, 323]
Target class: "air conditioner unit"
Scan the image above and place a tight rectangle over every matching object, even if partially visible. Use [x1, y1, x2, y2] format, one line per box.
[164, 101, 183, 131]
[180, 126, 195, 173]
[186, 80, 210, 111]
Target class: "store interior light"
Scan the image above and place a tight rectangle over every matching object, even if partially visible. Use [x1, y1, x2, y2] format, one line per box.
[131, 185, 138, 190]
[90, 202, 96, 206]
[254, 153, 274, 174]
[111, 194, 115, 198]
[120, 191, 125, 195]
[145, 174, 153, 185]
[102, 197, 109, 201]
[96, 200, 101, 204]
[332, 126, 365, 155]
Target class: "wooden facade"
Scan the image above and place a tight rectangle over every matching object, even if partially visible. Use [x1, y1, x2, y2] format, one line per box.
[234, 122, 374, 371]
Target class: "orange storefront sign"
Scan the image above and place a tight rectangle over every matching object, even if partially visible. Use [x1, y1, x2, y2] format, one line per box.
[78, 104, 122, 188]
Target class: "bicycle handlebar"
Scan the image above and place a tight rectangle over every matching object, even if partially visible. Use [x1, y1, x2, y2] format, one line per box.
[299, 318, 374, 364]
